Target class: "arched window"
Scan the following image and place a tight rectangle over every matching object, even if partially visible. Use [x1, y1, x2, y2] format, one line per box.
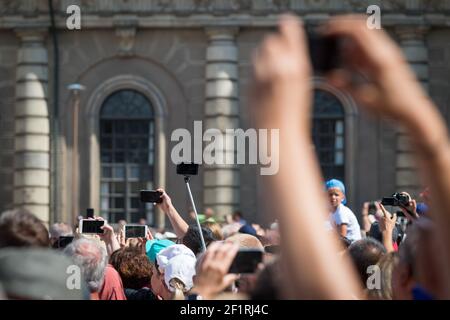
[100, 89, 155, 224]
[312, 89, 345, 182]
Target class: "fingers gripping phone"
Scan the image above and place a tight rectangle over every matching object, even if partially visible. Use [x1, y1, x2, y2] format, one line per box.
[228, 249, 264, 274]
[79, 219, 105, 234]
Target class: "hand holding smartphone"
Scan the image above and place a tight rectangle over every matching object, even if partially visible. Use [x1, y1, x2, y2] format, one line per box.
[228, 249, 263, 274]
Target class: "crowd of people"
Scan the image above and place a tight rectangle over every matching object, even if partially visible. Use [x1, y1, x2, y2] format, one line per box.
[1, 14, 450, 300]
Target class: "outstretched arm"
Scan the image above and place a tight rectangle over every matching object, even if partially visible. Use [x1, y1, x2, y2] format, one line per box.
[326, 15, 450, 298]
[156, 188, 189, 239]
[251, 15, 362, 299]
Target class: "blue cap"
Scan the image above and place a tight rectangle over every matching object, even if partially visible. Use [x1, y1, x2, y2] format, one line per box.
[145, 239, 175, 263]
[238, 224, 257, 237]
[416, 202, 429, 216]
[325, 179, 347, 205]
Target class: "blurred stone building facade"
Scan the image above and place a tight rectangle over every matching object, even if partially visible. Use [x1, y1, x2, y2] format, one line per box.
[1, 0, 450, 227]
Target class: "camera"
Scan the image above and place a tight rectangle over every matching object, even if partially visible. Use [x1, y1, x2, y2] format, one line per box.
[176, 163, 199, 176]
[140, 190, 163, 204]
[381, 192, 411, 208]
[307, 32, 342, 73]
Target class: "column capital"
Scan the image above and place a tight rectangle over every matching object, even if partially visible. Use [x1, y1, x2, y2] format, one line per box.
[14, 27, 48, 43]
[394, 25, 429, 41]
[205, 27, 239, 41]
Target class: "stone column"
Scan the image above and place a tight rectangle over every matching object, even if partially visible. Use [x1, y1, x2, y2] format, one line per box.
[13, 29, 50, 223]
[203, 27, 240, 219]
[394, 26, 429, 196]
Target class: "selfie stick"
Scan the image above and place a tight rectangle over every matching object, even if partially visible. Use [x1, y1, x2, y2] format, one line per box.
[184, 176, 207, 253]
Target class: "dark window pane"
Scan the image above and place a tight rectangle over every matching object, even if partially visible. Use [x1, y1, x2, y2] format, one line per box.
[101, 152, 112, 163]
[129, 181, 148, 194]
[100, 90, 153, 119]
[115, 138, 126, 149]
[130, 167, 139, 179]
[312, 89, 345, 183]
[102, 167, 112, 178]
[130, 197, 140, 209]
[101, 137, 112, 149]
[113, 167, 125, 179]
[114, 197, 125, 209]
[115, 122, 125, 133]
[129, 138, 139, 149]
[113, 182, 125, 193]
[114, 152, 125, 163]
[101, 122, 112, 134]
[140, 167, 153, 180]
[100, 90, 156, 225]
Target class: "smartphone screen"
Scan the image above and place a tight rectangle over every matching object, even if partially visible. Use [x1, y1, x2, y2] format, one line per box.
[125, 225, 147, 238]
[140, 190, 163, 203]
[80, 220, 105, 234]
[228, 249, 263, 274]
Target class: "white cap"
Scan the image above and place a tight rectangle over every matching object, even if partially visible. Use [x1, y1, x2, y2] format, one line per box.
[156, 244, 197, 292]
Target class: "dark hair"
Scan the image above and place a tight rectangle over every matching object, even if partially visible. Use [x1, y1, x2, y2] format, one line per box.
[111, 247, 152, 290]
[232, 211, 243, 219]
[348, 238, 386, 286]
[251, 260, 282, 300]
[182, 225, 215, 256]
[0, 209, 50, 248]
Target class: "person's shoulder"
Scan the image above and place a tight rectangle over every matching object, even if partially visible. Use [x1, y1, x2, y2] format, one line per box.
[339, 204, 356, 216]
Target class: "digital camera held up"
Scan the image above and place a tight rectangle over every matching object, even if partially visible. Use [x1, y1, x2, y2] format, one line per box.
[381, 192, 411, 208]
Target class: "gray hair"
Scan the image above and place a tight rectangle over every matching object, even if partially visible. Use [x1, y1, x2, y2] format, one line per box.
[49, 222, 73, 239]
[64, 238, 107, 293]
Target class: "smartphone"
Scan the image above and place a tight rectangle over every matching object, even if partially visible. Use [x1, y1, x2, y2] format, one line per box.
[86, 208, 94, 219]
[124, 225, 148, 238]
[55, 236, 74, 249]
[176, 163, 199, 176]
[308, 33, 341, 73]
[228, 249, 263, 274]
[140, 190, 163, 204]
[79, 219, 105, 234]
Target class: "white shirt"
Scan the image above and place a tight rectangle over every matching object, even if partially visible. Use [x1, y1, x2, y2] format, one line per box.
[330, 204, 362, 243]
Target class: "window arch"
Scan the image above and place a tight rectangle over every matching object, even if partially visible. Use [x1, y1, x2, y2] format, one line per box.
[312, 89, 345, 183]
[100, 89, 155, 224]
